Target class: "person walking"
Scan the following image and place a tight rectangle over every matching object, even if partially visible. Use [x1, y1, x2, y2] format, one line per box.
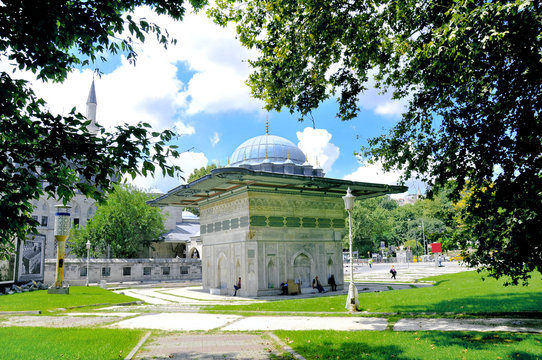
[368, 258, 373, 268]
[390, 265, 397, 280]
[234, 277, 241, 296]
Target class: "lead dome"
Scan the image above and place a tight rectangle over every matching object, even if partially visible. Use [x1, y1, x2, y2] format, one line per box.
[228, 134, 324, 177]
[230, 135, 305, 165]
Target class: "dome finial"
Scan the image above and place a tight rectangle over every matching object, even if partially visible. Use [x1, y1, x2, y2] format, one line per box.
[265, 115, 269, 135]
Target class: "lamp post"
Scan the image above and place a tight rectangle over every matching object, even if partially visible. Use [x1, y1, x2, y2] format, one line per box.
[343, 187, 358, 311]
[421, 219, 426, 255]
[48, 205, 71, 294]
[85, 239, 91, 286]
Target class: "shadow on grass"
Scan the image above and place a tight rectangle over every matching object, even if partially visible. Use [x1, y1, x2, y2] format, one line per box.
[420, 331, 527, 349]
[291, 341, 407, 360]
[388, 292, 542, 314]
[417, 332, 542, 359]
[432, 279, 450, 286]
[285, 331, 542, 360]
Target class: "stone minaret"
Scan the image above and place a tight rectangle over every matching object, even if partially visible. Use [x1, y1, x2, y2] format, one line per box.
[86, 79, 98, 134]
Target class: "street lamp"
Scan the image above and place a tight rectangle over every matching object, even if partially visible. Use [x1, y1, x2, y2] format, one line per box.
[343, 187, 358, 311]
[421, 219, 426, 255]
[48, 204, 71, 294]
[85, 239, 91, 286]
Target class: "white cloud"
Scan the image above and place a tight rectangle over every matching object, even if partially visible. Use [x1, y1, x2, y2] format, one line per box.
[128, 151, 209, 192]
[174, 121, 195, 136]
[344, 159, 427, 198]
[11, 55, 184, 132]
[131, 7, 264, 116]
[296, 128, 340, 173]
[375, 101, 408, 116]
[357, 70, 409, 118]
[344, 160, 402, 185]
[210, 132, 220, 146]
[5, 5, 263, 133]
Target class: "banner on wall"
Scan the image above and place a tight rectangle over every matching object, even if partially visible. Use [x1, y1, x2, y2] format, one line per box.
[17, 234, 46, 283]
[430, 243, 442, 253]
[0, 241, 17, 285]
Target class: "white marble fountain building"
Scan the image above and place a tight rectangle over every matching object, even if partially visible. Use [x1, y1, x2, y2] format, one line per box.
[151, 134, 406, 296]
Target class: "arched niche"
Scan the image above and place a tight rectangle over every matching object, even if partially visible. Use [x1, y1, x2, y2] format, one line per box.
[266, 258, 278, 289]
[217, 253, 228, 289]
[292, 252, 312, 288]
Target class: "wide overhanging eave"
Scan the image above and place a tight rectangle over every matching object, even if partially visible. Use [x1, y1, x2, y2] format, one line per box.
[148, 167, 408, 207]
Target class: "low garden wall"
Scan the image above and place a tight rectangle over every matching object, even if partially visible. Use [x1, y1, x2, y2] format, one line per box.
[44, 258, 202, 286]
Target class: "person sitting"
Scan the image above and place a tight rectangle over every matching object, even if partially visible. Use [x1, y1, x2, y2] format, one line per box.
[234, 277, 241, 296]
[328, 274, 337, 291]
[312, 276, 326, 293]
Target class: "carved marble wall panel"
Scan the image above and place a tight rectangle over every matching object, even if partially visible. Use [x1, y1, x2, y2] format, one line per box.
[201, 188, 346, 296]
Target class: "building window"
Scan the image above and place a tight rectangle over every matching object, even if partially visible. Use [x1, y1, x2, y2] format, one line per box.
[101, 267, 110, 277]
[41, 216, 48, 227]
[73, 218, 80, 227]
[162, 267, 170, 275]
[80, 267, 87, 277]
[32, 215, 38, 223]
[181, 266, 189, 275]
[123, 267, 131, 276]
[143, 267, 151, 276]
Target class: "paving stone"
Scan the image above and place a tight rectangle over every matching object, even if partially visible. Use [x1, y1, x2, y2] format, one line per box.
[134, 334, 274, 360]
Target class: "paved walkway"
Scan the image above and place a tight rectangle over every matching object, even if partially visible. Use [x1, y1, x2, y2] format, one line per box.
[135, 334, 274, 360]
[3, 262, 540, 359]
[99, 262, 541, 358]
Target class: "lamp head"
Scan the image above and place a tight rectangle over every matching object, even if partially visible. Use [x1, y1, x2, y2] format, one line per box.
[342, 187, 355, 211]
[54, 205, 72, 238]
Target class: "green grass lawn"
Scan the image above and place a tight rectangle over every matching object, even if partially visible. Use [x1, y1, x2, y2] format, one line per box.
[0, 286, 138, 312]
[274, 330, 542, 359]
[0, 327, 146, 360]
[208, 271, 542, 314]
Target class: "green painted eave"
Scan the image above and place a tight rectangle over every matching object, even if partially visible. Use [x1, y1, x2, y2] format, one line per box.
[148, 167, 408, 208]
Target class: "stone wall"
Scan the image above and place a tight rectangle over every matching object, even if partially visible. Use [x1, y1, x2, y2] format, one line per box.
[44, 258, 202, 286]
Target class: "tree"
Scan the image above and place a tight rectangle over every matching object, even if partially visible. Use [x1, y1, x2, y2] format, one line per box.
[349, 196, 398, 256]
[186, 164, 218, 216]
[70, 185, 165, 258]
[210, 0, 542, 284]
[188, 164, 218, 183]
[0, 0, 205, 259]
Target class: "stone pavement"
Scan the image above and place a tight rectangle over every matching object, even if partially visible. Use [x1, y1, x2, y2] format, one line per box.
[2, 262, 540, 359]
[98, 262, 539, 359]
[110, 262, 464, 308]
[135, 334, 275, 360]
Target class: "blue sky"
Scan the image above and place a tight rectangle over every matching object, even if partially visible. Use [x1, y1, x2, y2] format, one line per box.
[4, 7, 422, 196]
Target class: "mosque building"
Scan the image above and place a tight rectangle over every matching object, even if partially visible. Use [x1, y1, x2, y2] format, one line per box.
[20, 80, 200, 285]
[151, 126, 407, 296]
[35, 80, 100, 261]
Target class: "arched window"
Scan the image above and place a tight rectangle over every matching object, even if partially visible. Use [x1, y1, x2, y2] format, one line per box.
[87, 204, 97, 220]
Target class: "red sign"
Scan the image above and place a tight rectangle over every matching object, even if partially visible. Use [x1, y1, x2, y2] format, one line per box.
[430, 243, 442, 253]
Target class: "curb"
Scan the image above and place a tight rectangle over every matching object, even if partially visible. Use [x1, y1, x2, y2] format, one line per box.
[268, 332, 306, 360]
[125, 331, 151, 360]
[0, 310, 41, 315]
